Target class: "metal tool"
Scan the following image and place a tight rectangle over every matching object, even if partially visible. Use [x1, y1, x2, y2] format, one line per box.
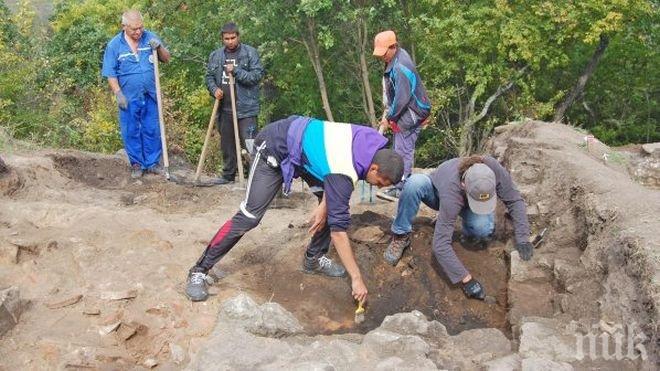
[532, 227, 548, 248]
[152, 48, 171, 180]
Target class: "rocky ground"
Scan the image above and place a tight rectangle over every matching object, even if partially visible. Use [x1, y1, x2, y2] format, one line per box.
[0, 121, 658, 370]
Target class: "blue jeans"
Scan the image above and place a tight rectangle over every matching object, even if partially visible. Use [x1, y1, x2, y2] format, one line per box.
[391, 174, 494, 238]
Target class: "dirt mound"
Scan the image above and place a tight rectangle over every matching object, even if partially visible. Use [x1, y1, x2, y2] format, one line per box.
[50, 153, 129, 189]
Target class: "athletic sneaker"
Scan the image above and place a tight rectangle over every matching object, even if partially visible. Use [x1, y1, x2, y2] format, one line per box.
[185, 267, 209, 301]
[302, 254, 347, 277]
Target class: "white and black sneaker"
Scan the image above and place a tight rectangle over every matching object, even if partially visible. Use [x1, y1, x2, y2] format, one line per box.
[185, 267, 209, 301]
[302, 254, 347, 277]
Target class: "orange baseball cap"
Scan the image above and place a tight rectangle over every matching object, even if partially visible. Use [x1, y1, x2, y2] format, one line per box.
[373, 30, 397, 56]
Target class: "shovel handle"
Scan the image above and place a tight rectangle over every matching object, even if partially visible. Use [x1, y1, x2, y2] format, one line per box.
[228, 73, 245, 185]
[195, 98, 220, 182]
[152, 49, 170, 174]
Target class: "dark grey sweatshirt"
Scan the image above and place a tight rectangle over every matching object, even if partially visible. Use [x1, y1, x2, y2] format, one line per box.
[429, 156, 530, 283]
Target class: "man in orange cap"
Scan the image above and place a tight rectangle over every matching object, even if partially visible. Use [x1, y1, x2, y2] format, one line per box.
[373, 30, 431, 202]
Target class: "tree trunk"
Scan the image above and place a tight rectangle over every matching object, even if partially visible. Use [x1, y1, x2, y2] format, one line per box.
[357, 18, 377, 126]
[459, 79, 519, 155]
[302, 19, 334, 121]
[554, 35, 609, 123]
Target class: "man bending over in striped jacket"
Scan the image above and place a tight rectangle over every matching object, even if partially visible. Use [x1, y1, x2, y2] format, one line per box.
[185, 116, 404, 304]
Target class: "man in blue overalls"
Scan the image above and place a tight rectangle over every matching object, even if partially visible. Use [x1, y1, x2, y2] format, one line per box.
[102, 10, 171, 178]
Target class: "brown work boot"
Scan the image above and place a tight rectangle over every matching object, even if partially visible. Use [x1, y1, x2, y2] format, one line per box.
[384, 233, 411, 265]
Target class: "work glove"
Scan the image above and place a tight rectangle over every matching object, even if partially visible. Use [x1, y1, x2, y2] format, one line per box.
[515, 241, 534, 261]
[148, 38, 161, 50]
[462, 279, 486, 300]
[115, 90, 128, 110]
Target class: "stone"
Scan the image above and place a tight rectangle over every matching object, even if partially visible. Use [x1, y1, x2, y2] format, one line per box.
[510, 251, 551, 283]
[451, 328, 512, 360]
[0, 243, 18, 264]
[250, 302, 303, 337]
[221, 293, 303, 337]
[521, 357, 574, 371]
[374, 356, 437, 370]
[45, 294, 83, 309]
[82, 306, 100, 315]
[641, 142, 660, 156]
[518, 317, 579, 362]
[221, 293, 260, 320]
[0, 286, 21, 335]
[169, 343, 186, 365]
[553, 259, 580, 288]
[98, 321, 121, 336]
[99, 289, 137, 301]
[143, 358, 158, 368]
[537, 202, 551, 215]
[116, 322, 137, 341]
[362, 329, 430, 359]
[378, 311, 448, 338]
[483, 354, 522, 371]
[508, 282, 554, 328]
[115, 148, 129, 163]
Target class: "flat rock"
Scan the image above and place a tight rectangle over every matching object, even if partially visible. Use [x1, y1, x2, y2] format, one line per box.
[641, 142, 660, 156]
[99, 289, 137, 301]
[0, 286, 21, 335]
[451, 328, 512, 359]
[521, 357, 574, 371]
[374, 356, 437, 370]
[484, 354, 522, 370]
[378, 311, 448, 338]
[98, 321, 121, 336]
[220, 293, 303, 337]
[143, 358, 158, 368]
[508, 282, 554, 329]
[82, 305, 100, 315]
[362, 329, 430, 358]
[169, 343, 186, 365]
[510, 251, 551, 283]
[519, 317, 579, 362]
[46, 294, 83, 309]
[116, 322, 137, 341]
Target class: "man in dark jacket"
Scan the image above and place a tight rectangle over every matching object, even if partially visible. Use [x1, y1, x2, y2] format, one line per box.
[205, 22, 264, 184]
[185, 116, 404, 302]
[383, 156, 534, 300]
[373, 30, 431, 201]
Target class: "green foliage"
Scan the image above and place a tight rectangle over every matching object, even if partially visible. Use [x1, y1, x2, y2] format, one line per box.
[0, 0, 657, 168]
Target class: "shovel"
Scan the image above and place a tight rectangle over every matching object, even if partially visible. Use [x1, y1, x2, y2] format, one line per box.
[152, 48, 172, 180]
[194, 98, 220, 183]
[228, 73, 245, 186]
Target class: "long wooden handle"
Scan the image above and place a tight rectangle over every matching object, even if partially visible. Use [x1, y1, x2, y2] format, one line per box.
[194, 98, 220, 182]
[152, 49, 170, 171]
[228, 73, 245, 185]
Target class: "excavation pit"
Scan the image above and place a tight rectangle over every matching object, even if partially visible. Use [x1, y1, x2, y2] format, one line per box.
[224, 210, 511, 336]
